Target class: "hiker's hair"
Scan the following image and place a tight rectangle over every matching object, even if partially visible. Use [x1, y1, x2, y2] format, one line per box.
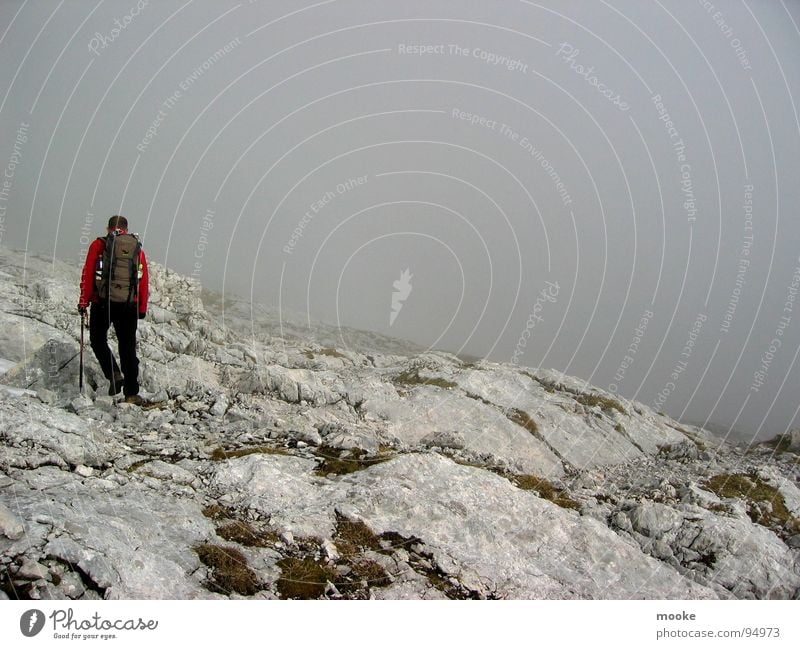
[107, 215, 128, 230]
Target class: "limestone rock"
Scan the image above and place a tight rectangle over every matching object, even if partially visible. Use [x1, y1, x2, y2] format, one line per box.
[628, 502, 684, 537]
[1, 244, 798, 601]
[0, 397, 124, 467]
[0, 502, 24, 540]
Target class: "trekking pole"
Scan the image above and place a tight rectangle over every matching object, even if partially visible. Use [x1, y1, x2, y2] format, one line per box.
[79, 311, 87, 394]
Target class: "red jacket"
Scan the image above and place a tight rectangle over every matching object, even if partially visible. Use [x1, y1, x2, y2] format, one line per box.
[79, 231, 149, 315]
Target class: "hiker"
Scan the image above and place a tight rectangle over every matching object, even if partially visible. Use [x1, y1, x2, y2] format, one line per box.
[78, 215, 149, 404]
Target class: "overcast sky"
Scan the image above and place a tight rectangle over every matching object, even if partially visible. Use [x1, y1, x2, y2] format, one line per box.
[1, 0, 798, 440]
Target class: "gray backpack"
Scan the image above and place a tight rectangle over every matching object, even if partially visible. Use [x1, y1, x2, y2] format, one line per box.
[95, 232, 142, 303]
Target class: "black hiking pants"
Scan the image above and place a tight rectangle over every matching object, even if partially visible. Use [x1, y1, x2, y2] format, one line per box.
[89, 301, 139, 396]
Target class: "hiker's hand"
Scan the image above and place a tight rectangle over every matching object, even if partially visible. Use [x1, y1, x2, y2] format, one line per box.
[139, 312, 146, 320]
[78, 305, 87, 315]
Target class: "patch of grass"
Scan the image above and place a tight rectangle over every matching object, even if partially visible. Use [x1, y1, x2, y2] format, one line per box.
[313, 446, 394, 476]
[425, 570, 466, 598]
[216, 521, 282, 548]
[195, 543, 260, 596]
[449, 456, 496, 471]
[376, 530, 419, 553]
[304, 348, 348, 360]
[464, 392, 489, 405]
[201, 504, 229, 520]
[276, 556, 337, 599]
[614, 423, 626, 434]
[393, 368, 458, 389]
[704, 473, 754, 499]
[320, 348, 347, 358]
[347, 558, 391, 589]
[522, 372, 557, 393]
[465, 394, 541, 437]
[511, 474, 581, 511]
[333, 512, 382, 556]
[703, 473, 800, 538]
[507, 408, 539, 435]
[210, 445, 289, 461]
[575, 393, 626, 415]
[447, 454, 580, 512]
[125, 459, 151, 473]
[272, 516, 393, 599]
[666, 423, 708, 452]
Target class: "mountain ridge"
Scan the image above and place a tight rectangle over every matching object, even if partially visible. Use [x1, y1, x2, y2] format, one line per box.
[1, 245, 799, 600]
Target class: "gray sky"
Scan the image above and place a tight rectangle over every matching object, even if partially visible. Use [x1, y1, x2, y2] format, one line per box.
[1, 0, 799, 440]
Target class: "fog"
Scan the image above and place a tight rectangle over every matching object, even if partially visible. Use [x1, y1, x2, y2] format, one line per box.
[1, 0, 798, 440]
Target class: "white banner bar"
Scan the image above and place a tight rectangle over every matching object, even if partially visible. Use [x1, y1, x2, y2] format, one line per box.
[1, 600, 797, 648]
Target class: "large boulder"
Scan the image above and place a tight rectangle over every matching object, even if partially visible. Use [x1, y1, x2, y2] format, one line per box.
[2, 468, 215, 599]
[0, 393, 124, 467]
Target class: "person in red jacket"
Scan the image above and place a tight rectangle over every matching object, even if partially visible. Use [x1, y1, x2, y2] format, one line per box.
[78, 215, 149, 404]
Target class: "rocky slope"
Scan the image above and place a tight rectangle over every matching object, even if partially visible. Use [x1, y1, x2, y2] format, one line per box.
[1, 246, 799, 600]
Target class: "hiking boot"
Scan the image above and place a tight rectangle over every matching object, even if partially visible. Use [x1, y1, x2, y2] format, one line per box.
[124, 394, 145, 406]
[108, 372, 124, 396]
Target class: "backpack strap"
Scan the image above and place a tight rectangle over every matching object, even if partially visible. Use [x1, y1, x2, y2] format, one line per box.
[93, 237, 105, 285]
[106, 232, 117, 306]
[94, 235, 115, 301]
[127, 237, 142, 303]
